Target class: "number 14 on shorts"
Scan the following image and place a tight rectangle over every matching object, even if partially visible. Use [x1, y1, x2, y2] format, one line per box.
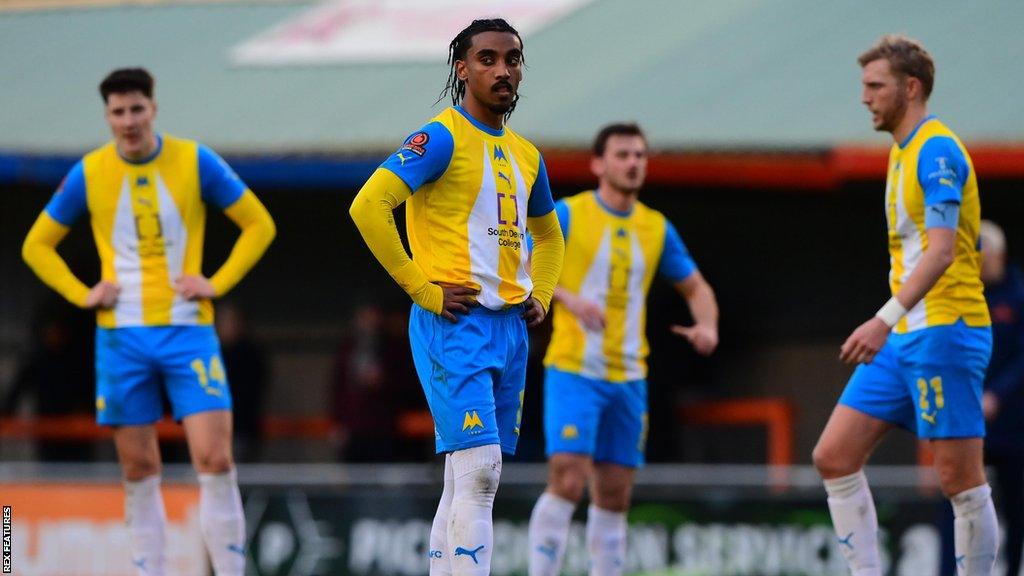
[191, 355, 227, 397]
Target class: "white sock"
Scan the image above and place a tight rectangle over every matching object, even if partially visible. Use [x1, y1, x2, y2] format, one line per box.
[528, 492, 576, 576]
[586, 505, 627, 576]
[823, 471, 882, 576]
[125, 475, 166, 576]
[951, 483, 998, 576]
[448, 445, 502, 576]
[198, 469, 246, 576]
[430, 455, 455, 576]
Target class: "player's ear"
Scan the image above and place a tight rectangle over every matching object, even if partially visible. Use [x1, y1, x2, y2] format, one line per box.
[590, 155, 604, 179]
[905, 76, 922, 101]
[455, 60, 469, 82]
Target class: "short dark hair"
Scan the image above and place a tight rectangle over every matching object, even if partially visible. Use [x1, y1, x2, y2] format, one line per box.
[99, 68, 154, 102]
[439, 18, 524, 121]
[858, 34, 935, 99]
[592, 123, 646, 157]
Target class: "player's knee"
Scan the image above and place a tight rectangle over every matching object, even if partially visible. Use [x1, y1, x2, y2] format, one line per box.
[122, 460, 161, 482]
[549, 461, 588, 503]
[591, 484, 630, 512]
[451, 445, 502, 505]
[549, 473, 586, 503]
[192, 450, 234, 474]
[591, 469, 633, 511]
[470, 467, 501, 500]
[935, 458, 985, 498]
[812, 442, 856, 478]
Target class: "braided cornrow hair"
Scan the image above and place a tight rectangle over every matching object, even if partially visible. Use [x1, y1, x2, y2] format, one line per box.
[438, 18, 524, 121]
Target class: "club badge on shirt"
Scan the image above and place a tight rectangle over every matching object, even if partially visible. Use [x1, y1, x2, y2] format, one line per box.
[402, 132, 429, 156]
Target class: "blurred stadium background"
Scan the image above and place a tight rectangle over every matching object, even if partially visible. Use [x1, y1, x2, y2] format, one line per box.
[2, 0, 1024, 574]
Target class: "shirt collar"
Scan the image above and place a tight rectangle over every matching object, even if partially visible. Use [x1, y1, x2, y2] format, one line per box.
[898, 114, 936, 149]
[455, 106, 505, 137]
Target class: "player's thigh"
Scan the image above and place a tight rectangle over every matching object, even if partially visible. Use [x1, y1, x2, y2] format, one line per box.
[590, 462, 637, 512]
[817, 343, 907, 475]
[159, 326, 233, 421]
[112, 424, 161, 480]
[903, 322, 991, 440]
[544, 368, 604, 460]
[813, 405, 894, 478]
[593, 379, 647, 469]
[182, 409, 234, 473]
[408, 305, 502, 453]
[95, 327, 162, 426]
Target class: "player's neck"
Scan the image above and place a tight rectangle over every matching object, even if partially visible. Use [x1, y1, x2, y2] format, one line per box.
[596, 185, 637, 214]
[461, 98, 504, 131]
[117, 133, 159, 162]
[890, 105, 928, 145]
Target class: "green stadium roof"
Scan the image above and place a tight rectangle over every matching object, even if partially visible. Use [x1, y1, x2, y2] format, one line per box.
[2, 0, 1023, 155]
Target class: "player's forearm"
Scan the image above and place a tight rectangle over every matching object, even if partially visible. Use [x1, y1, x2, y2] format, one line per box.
[22, 212, 90, 307]
[526, 210, 565, 313]
[552, 286, 574, 304]
[681, 277, 719, 329]
[892, 235, 955, 311]
[209, 190, 276, 297]
[349, 168, 442, 313]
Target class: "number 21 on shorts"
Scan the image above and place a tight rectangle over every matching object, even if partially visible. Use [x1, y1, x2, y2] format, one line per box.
[917, 376, 944, 425]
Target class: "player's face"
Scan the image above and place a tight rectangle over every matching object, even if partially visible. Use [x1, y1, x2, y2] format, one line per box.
[458, 31, 523, 117]
[593, 135, 648, 194]
[105, 91, 157, 160]
[861, 59, 908, 134]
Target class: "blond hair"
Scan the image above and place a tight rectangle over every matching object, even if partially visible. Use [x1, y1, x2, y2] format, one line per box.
[858, 34, 935, 99]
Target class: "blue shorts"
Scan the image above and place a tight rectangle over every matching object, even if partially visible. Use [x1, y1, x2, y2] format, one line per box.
[543, 367, 648, 468]
[409, 303, 529, 455]
[95, 326, 232, 425]
[839, 320, 992, 439]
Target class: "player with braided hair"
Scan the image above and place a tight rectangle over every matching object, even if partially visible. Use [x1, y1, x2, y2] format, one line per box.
[350, 17, 564, 576]
[438, 18, 525, 122]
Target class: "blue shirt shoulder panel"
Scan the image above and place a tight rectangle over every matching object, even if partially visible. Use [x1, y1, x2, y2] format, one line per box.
[658, 220, 697, 282]
[198, 145, 247, 209]
[379, 121, 454, 192]
[527, 154, 555, 217]
[554, 199, 570, 239]
[917, 136, 969, 206]
[44, 160, 88, 226]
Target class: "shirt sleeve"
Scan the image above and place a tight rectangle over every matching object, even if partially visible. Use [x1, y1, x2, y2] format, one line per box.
[527, 154, 555, 217]
[379, 121, 454, 192]
[44, 161, 88, 226]
[658, 220, 697, 282]
[924, 201, 960, 230]
[199, 145, 248, 209]
[917, 136, 969, 206]
[527, 198, 569, 252]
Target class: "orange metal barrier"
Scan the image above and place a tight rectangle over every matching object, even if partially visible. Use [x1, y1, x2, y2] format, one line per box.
[677, 398, 796, 466]
[397, 410, 435, 439]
